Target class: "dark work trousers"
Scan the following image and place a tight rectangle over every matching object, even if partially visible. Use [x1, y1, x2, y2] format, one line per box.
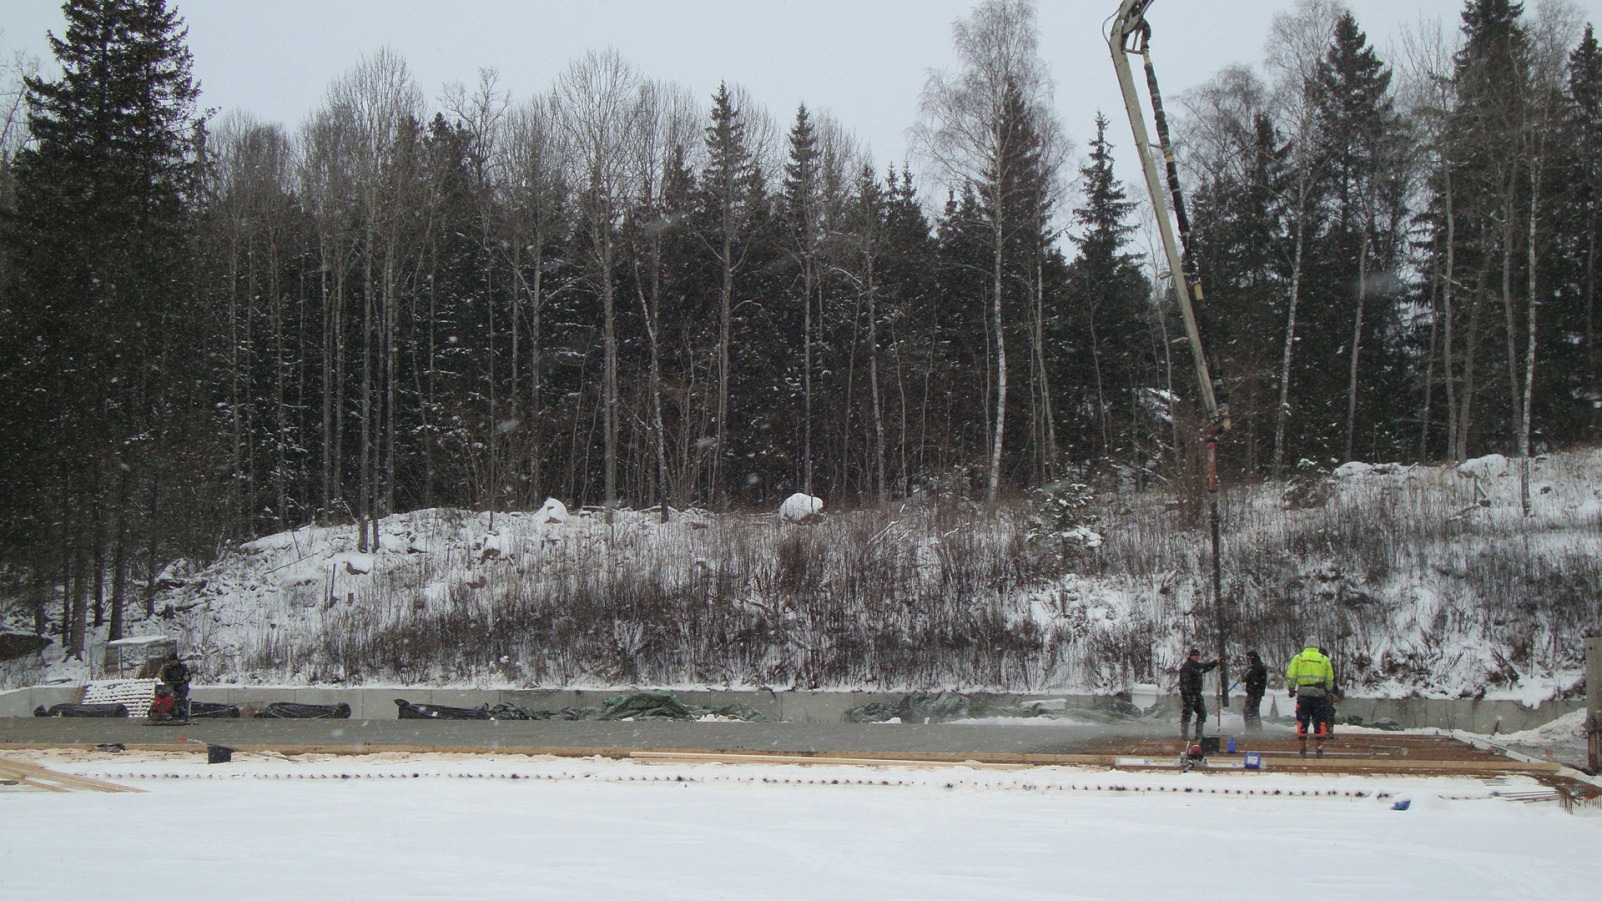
[1243, 691, 1264, 733]
[1180, 692, 1207, 737]
[1295, 695, 1329, 738]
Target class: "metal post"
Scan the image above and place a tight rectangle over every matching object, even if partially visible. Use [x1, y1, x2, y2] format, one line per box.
[1209, 437, 1227, 731]
[1587, 636, 1600, 774]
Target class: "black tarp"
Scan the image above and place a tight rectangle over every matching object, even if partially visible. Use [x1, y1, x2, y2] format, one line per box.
[489, 691, 766, 723]
[33, 703, 129, 718]
[253, 702, 352, 719]
[188, 701, 241, 718]
[395, 699, 493, 720]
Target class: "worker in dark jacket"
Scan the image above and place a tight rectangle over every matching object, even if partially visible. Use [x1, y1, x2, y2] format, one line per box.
[159, 652, 192, 722]
[1242, 650, 1268, 733]
[1178, 648, 1219, 743]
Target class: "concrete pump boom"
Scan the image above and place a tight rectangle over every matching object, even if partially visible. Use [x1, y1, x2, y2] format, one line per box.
[1108, 0, 1232, 718]
[1108, 0, 1227, 429]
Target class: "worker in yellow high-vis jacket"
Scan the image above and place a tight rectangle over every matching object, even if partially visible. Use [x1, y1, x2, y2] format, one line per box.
[1286, 641, 1335, 758]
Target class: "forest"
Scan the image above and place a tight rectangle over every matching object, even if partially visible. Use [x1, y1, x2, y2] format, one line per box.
[0, 0, 1598, 659]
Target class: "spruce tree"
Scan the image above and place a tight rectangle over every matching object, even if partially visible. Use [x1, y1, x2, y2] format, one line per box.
[1307, 11, 1411, 462]
[779, 104, 823, 494]
[1065, 113, 1150, 464]
[1, 0, 208, 649]
[1552, 26, 1602, 440]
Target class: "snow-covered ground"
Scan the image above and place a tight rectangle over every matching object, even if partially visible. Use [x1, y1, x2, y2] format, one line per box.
[1, 749, 1597, 899]
[4, 448, 1599, 699]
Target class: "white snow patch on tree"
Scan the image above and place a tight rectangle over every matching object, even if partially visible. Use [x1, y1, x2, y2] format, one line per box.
[779, 493, 823, 522]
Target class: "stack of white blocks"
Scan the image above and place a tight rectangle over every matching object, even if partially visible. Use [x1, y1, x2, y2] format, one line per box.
[81, 679, 159, 717]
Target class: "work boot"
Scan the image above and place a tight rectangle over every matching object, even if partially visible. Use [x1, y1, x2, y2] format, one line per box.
[1316, 743, 1325, 759]
[1299, 740, 1308, 759]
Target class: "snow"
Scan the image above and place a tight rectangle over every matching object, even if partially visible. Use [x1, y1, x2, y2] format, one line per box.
[1457, 453, 1511, 479]
[2, 749, 1598, 899]
[1498, 708, 1591, 746]
[779, 492, 824, 522]
[534, 496, 569, 524]
[4, 449, 1599, 700]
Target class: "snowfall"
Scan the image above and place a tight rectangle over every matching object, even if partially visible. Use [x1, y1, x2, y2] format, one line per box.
[3, 721, 1601, 901]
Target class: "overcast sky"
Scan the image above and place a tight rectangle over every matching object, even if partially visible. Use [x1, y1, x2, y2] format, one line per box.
[1, 0, 1584, 185]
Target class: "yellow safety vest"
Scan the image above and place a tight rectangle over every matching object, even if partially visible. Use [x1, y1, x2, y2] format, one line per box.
[1286, 648, 1334, 695]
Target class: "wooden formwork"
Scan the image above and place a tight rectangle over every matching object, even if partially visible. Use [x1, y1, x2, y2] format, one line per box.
[0, 754, 144, 793]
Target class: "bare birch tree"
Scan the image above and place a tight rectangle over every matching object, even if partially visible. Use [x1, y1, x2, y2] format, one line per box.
[554, 50, 647, 524]
[916, 0, 1059, 502]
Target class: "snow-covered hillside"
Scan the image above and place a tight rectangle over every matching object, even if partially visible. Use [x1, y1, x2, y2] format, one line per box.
[4, 450, 1599, 699]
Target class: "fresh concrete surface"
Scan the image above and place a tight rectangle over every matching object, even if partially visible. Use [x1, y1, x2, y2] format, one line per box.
[1, 684, 1582, 734]
[0, 716, 1188, 757]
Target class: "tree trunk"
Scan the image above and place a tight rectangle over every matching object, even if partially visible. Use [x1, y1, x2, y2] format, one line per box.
[1499, 185, 1522, 458]
[988, 217, 1007, 503]
[715, 228, 733, 508]
[1344, 233, 1368, 462]
[1520, 163, 1541, 516]
[1272, 216, 1307, 479]
[868, 243, 886, 502]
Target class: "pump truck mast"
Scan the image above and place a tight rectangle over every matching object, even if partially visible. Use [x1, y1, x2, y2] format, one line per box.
[1108, 0, 1234, 727]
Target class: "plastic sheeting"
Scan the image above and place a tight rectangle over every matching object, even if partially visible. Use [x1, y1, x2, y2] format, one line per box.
[188, 702, 241, 718]
[395, 699, 493, 720]
[33, 703, 129, 718]
[253, 702, 352, 719]
[489, 690, 767, 723]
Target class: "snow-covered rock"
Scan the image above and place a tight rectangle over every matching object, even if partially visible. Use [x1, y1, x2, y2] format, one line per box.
[1458, 453, 1510, 478]
[335, 553, 373, 575]
[779, 493, 823, 522]
[535, 497, 570, 524]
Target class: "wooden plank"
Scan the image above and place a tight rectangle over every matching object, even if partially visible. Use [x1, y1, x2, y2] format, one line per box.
[628, 751, 1037, 770]
[0, 756, 145, 793]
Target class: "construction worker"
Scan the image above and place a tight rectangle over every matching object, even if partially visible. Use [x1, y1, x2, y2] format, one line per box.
[160, 652, 192, 723]
[1286, 640, 1335, 758]
[1178, 648, 1218, 744]
[1241, 650, 1268, 734]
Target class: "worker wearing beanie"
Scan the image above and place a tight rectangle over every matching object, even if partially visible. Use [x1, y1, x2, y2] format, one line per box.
[1242, 650, 1268, 733]
[1286, 641, 1335, 757]
[1177, 647, 1219, 744]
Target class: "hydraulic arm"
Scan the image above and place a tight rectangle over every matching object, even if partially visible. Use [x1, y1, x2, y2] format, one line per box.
[1108, 0, 1232, 717]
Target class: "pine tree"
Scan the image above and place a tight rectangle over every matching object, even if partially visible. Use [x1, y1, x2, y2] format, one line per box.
[1307, 11, 1411, 462]
[780, 104, 823, 494]
[1, 0, 208, 650]
[1441, 0, 1531, 460]
[1064, 114, 1150, 465]
[1563, 27, 1602, 436]
[697, 83, 767, 505]
[1548, 26, 1602, 442]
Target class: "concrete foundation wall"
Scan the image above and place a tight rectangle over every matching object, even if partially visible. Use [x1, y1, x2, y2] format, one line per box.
[0, 684, 1584, 732]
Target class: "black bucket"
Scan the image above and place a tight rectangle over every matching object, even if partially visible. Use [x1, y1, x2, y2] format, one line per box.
[206, 744, 234, 764]
[1200, 736, 1221, 755]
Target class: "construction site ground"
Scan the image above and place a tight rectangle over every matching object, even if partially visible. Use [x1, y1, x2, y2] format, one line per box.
[2, 716, 1595, 799]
